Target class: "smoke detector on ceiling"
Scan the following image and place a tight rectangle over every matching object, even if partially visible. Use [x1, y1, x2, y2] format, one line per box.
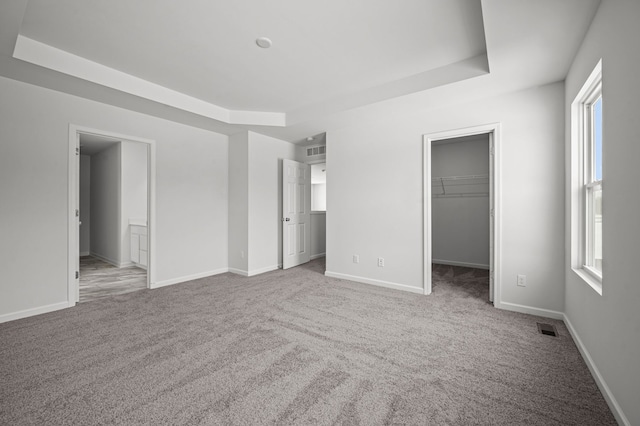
[256, 37, 272, 48]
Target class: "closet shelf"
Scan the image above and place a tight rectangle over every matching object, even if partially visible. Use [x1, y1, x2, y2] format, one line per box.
[431, 174, 489, 197]
[432, 174, 489, 182]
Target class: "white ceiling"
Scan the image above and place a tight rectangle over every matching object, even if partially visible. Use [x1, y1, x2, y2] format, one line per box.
[20, 0, 487, 113]
[0, 0, 600, 142]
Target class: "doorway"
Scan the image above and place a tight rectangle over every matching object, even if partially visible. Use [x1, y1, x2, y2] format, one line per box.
[68, 125, 156, 305]
[423, 123, 501, 305]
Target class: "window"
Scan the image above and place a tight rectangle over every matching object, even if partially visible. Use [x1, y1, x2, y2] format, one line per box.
[571, 60, 603, 293]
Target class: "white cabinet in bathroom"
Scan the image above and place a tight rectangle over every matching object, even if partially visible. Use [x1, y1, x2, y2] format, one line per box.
[130, 224, 148, 268]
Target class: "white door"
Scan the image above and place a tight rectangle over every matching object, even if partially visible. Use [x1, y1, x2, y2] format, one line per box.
[489, 135, 495, 303]
[74, 134, 80, 303]
[282, 159, 311, 269]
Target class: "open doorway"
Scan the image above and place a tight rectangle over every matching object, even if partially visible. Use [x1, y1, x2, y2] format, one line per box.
[68, 126, 156, 305]
[431, 134, 490, 301]
[310, 162, 326, 259]
[423, 124, 501, 305]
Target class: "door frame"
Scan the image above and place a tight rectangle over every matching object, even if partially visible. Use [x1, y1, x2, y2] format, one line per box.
[67, 124, 156, 305]
[423, 123, 502, 307]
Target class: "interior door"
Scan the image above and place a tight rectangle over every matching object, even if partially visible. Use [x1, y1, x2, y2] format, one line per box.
[74, 134, 80, 303]
[488, 134, 495, 303]
[282, 159, 311, 269]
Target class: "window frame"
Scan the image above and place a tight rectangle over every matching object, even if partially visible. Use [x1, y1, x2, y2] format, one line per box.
[571, 60, 603, 294]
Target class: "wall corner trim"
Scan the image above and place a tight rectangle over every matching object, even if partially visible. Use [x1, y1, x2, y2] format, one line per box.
[324, 271, 423, 294]
[247, 265, 280, 276]
[151, 268, 229, 289]
[228, 268, 249, 277]
[563, 314, 631, 426]
[0, 301, 71, 324]
[497, 301, 564, 320]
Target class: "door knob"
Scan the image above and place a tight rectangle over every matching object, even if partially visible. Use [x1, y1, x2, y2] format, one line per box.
[285, 218, 290, 221]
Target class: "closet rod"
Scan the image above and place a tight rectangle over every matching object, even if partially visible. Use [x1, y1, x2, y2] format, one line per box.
[432, 174, 489, 181]
[433, 193, 489, 198]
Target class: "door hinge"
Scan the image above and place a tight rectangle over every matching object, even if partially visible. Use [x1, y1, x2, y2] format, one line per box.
[75, 271, 79, 279]
[75, 147, 80, 155]
[75, 209, 79, 217]
[490, 208, 494, 217]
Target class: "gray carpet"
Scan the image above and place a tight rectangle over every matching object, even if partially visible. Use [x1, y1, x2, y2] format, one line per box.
[0, 259, 615, 425]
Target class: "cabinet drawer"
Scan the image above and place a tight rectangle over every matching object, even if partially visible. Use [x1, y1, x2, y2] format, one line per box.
[139, 250, 148, 267]
[139, 236, 147, 251]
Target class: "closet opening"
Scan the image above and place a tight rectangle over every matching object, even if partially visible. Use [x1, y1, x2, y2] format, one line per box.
[423, 124, 501, 305]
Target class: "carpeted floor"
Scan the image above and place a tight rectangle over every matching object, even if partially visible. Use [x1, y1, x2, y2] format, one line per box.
[0, 259, 615, 425]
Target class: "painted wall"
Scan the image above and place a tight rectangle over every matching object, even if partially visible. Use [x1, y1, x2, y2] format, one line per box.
[564, 1, 640, 424]
[247, 131, 297, 273]
[0, 75, 228, 320]
[79, 154, 91, 255]
[120, 141, 148, 265]
[311, 212, 326, 258]
[228, 132, 249, 273]
[312, 184, 327, 211]
[227, 131, 298, 275]
[431, 136, 490, 268]
[90, 143, 121, 265]
[326, 82, 565, 310]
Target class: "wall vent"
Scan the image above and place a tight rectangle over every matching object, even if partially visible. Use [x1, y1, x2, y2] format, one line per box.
[537, 322, 558, 337]
[306, 145, 326, 157]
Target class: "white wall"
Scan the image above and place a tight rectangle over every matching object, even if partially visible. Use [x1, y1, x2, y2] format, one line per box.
[90, 143, 121, 265]
[120, 141, 148, 265]
[228, 132, 249, 273]
[0, 75, 228, 320]
[311, 212, 326, 258]
[431, 136, 489, 268]
[564, 1, 640, 424]
[312, 184, 327, 211]
[327, 82, 565, 310]
[227, 131, 298, 275]
[247, 131, 297, 273]
[79, 154, 91, 255]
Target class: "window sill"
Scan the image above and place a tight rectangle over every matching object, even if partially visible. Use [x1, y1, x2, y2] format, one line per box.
[572, 267, 603, 296]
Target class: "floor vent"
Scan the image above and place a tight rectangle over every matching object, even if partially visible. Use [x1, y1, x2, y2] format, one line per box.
[537, 322, 558, 337]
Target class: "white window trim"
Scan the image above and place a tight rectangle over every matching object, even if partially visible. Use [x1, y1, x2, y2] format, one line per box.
[570, 59, 603, 295]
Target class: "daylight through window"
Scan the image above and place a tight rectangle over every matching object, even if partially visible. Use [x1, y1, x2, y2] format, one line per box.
[571, 60, 603, 292]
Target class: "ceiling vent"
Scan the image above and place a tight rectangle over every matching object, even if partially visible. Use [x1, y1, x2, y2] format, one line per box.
[306, 145, 326, 157]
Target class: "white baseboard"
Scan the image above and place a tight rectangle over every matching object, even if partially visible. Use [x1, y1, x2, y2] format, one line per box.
[151, 267, 229, 289]
[131, 262, 147, 270]
[248, 264, 280, 276]
[230, 264, 281, 277]
[311, 253, 326, 260]
[324, 271, 423, 294]
[432, 259, 490, 270]
[563, 314, 630, 426]
[90, 252, 136, 269]
[80, 251, 90, 257]
[90, 252, 121, 268]
[0, 301, 72, 324]
[496, 301, 564, 320]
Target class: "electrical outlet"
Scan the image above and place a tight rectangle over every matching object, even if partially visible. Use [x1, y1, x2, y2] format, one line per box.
[517, 274, 526, 287]
[353, 254, 359, 264]
[378, 257, 385, 267]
